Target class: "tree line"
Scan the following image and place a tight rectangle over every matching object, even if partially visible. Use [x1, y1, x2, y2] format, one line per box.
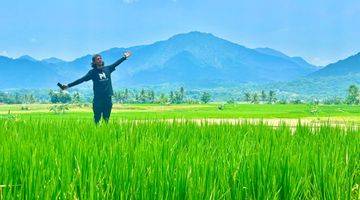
[45, 87, 212, 104]
[243, 90, 277, 104]
[1, 85, 360, 105]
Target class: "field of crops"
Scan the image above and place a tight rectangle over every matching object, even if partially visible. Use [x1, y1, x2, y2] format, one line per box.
[1, 104, 360, 122]
[0, 117, 359, 199]
[0, 104, 359, 199]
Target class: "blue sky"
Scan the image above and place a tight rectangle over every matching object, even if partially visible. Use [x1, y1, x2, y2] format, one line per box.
[1, 0, 359, 66]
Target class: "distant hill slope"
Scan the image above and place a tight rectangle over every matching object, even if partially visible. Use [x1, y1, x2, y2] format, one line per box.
[0, 56, 63, 89]
[255, 47, 317, 72]
[310, 52, 360, 77]
[42, 57, 66, 65]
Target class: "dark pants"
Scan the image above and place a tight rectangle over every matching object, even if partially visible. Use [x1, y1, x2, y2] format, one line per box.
[93, 96, 113, 124]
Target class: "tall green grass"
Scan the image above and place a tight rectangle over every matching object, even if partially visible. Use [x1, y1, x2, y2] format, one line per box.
[0, 118, 359, 199]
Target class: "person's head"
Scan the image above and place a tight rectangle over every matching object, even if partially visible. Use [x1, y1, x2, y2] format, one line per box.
[91, 54, 104, 69]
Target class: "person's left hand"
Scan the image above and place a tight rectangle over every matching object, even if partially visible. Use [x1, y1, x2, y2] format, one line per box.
[57, 83, 68, 90]
[124, 51, 132, 59]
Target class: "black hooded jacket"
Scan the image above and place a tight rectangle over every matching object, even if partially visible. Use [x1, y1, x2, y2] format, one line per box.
[68, 56, 126, 99]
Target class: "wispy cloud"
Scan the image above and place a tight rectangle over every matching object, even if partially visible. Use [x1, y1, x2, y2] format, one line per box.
[123, 0, 138, 4]
[308, 57, 333, 67]
[0, 50, 9, 57]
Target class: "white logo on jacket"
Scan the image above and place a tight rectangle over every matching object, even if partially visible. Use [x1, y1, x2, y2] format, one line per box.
[99, 72, 107, 80]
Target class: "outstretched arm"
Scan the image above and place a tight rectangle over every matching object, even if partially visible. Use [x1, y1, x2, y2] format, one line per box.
[108, 51, 132, 72]
[59, 71, 92, 90]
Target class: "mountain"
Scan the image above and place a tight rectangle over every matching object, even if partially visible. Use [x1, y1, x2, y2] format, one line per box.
[0, 57, 63, 89]
[110, 31, 318, 86]
[255, 48, 317, 72]
[132, 51, 221, 87]
[268, 52, 360, 98]
[0, 31, 318, 89]
[18, 55, 38, 62]
[42, 57, 66, 64]
[255, 48, 289, 59]
[310, 52, 360, 77]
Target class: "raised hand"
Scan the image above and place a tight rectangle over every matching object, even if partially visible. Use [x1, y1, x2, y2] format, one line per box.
[57, 83, 68, 90]
[124, 51, 132, 59]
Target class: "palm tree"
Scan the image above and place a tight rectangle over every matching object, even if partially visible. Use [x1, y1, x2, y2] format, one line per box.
[268, 90, 277, 104]
[244, 92, 251, 102]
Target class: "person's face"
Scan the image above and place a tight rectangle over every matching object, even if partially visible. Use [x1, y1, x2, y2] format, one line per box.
[95, 56, 103, 67]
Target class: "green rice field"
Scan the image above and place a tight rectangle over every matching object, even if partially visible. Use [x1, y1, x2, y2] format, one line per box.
[1, 103, 360, 121]
[0, 104, 359, 199]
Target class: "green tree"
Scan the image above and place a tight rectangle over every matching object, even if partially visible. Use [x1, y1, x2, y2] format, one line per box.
[179, 87, 185, 101]
[0, 92, 6, 103]
[158, 93, 168, 104]
[49, 90, 71, 104]
[260, 90, 267, 102]
[135, 89, 147, 103]
[251, 93, 259, 104]
[346, 85, 360, 105]
[169, 91, 175, 104]
[169, 87, 185, 104]
[148, 90, 155, 103]
[114, 89, 130, 103]
[244, 92, 251, 102]
[200, 92, 211, 104]
[72, 92, 81, 104]
[13, 93, 23, 104]
[227, 98, 235, 104]
[324, 96, 343, 105]
[268, 90, 277, 104]
[124, 89, 129, 102]
[23, 94, 36, 104]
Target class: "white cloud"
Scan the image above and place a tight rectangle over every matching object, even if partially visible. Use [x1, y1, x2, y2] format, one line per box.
[308, 57, 333, 67]
[123, 0, 138, 4]
[0, 50, 9, 57]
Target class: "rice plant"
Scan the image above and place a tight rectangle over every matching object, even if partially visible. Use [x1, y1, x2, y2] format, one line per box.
[0, 118, 359, 199]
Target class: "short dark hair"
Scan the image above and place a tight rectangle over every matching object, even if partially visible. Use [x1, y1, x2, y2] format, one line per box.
[91, 54, 104, 68]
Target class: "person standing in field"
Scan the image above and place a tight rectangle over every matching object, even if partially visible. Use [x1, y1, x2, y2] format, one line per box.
[58, 51, 132, 124]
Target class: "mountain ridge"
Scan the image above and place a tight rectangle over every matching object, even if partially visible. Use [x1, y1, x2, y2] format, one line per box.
[0, 31, 323, 89]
